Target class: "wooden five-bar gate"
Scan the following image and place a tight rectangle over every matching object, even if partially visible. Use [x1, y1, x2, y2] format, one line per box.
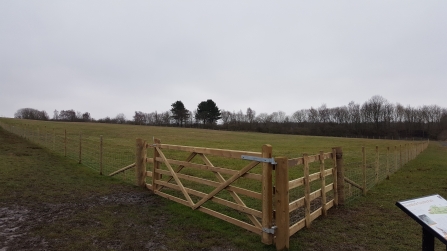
[131, 138, 343, 250]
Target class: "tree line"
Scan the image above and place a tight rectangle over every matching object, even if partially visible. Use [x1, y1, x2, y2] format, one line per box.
[13, 96, 447, 140]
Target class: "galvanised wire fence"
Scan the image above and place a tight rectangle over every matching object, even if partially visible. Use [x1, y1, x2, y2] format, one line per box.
[0, 120, 429, 204]
[343, 142, 429, 202]
[0, 121, 136, 184]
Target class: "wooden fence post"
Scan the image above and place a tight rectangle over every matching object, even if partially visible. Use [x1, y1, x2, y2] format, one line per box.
[135, 138, 147, 187]
[399, 145, 402, 169]
[362, 146, 366, 196]
[333, 147, 344, 205]
[319, 151, 327, 216]
[303, 154, 311, 228]
[100, 135, 103, 175]
[394, 146, 397, 173]
[152, 138, 161, 191]
[78, 132, 82, 164]
[375, 146, 379, 184]
[261, 144, 273, 245]
[64, 129, 67, 157]
[332, 148, 338, 206]
[274, 157, 289, 250]
[386, 147, 390, 180]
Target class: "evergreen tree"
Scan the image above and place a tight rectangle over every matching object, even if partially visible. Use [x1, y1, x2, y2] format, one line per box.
[195, 99, 221, 124]
[170, 101, 190, 126]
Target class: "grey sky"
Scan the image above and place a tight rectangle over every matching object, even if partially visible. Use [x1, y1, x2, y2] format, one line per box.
[1, 1, 446, 120]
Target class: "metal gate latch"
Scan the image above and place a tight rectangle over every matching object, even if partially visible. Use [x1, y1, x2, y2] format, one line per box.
[262, 226, 277, 234]
[241, 155, 277, 165]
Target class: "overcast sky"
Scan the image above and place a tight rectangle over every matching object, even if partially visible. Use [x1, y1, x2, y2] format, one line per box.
[1, 1, 446, 120]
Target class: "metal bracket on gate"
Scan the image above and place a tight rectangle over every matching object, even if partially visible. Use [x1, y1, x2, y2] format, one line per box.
[262, 226, 277, 234]
[241, 155, 277, 165]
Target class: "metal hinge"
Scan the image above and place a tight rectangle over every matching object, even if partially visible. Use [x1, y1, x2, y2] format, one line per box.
[262, 226, 277, 234]
[241, 155, 277, 165]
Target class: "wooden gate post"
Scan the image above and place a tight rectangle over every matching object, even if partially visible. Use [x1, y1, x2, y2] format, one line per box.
[333, 147, 344, 205]
[275, 157, 289, 250]
[152, 138, 162, 191]
[135, 138, 147, 187]
[261, 144, 273, 245]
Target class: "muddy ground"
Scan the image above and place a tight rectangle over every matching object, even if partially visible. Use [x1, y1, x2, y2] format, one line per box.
[0, 128, 243, 251]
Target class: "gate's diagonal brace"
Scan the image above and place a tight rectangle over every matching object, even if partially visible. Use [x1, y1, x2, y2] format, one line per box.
[155, 147, 195, 207]
[159, 152, 197, 191]
[199, 154, 262, 228]
[192, 160, 260, 210]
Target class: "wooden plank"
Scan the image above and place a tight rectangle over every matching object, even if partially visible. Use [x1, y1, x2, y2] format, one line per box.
[320, 151, 327, 216]
[275, 157, 290, 250]
[332, 148, 338, 206]
[192, 161, 260, 210]
[135, 139, 147, 187]
[261, 144, 273, 245]
[325, 183, 334, 192]
[109, 163, 136, 176]
[310, 208, 323, 222]
[154, 190, 190, 207]
[326, 199, 334, 210]
[156, 144, 262, 159]
[306, 155, 318, 163]
[154, 180, 262, 218]
[309, 172, 321, 183]
[145, 183, 153, 191]
[197, 207, 262, 235]
[288, 157, 303, 167]
[145, 158, 154, 163]
[158, 152, 197, 191]
[198, 154, 262, 229]
[156, 169, 220, 188]
[146, 171, 153, 177]
[289, 187, 331, 213]
[156, 147, 194, 207]
[344, 177, 363, 191]
[289, 177, 304, 190]
[152, 138, 161, 191]
[289, 219, 305, 237]
[156, 157, 262, 181]
[304, 154, 311, 228]
[289, 197, 304, 213]
[324, 168, 333, 177]
[154, 169, 262, 199]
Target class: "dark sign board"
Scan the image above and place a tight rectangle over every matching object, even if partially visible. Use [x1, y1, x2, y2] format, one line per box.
[396, 194, 447, 246]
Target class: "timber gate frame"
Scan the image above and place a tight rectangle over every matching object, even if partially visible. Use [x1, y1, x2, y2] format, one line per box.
[134, 138, 342, 250]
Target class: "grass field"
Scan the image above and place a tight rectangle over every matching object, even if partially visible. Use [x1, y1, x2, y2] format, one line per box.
[0, 118, 442, 250]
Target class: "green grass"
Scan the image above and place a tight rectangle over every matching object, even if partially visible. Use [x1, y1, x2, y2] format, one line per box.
[0, 118, 438, 250]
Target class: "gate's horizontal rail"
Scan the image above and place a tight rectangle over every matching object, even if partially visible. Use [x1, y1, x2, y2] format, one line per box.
[152, 143, 262, 159]
[153, 169, 262, 199]
[154, 157, 262, 181]
[154, 179, 262, 217]
[151, 188, 262, 235]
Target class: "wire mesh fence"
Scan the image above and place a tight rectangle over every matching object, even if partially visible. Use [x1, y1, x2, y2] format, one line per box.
[0, 122, 136, 184]
[0, 121, 429, 200]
